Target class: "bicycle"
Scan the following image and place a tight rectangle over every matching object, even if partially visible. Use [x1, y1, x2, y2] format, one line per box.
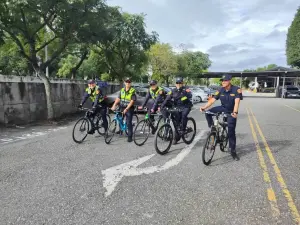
[104, 110, 139, 144]
[202, 111, 229, 166]
[133, 110, 164, 146]
[154, 107, 196, 155]
[72, 107, 111, 143]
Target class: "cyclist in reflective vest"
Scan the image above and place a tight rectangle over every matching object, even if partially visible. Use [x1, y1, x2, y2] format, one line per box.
[139, 80, 166, 133]
[111, 77, 137, 142]
[78, 79, 108, 134]
[160, 77, 193, 144]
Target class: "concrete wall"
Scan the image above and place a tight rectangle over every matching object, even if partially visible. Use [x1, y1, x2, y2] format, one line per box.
[0, 75, 119, 125]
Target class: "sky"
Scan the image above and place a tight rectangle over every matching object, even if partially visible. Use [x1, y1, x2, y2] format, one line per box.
[106, 0, 299, 72]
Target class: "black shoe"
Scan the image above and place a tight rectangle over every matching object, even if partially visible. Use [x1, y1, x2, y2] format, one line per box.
[127, 136, 133, 142]
[87, 128, 95, 134]
[151, 128, 157, 135]
[231, 152, 240, 161]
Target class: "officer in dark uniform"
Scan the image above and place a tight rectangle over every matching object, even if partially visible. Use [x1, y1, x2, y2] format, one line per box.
[79, 79, 108, 134]
[200, 74, 243, 161]
[161, 77, 193, 144]
[111, 77, 137, 142]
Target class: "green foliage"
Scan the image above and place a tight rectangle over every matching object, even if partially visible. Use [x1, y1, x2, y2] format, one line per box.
[0, 38, 30, 75]
[243, 64, 278, 72]
[101, 72, 111, 81]
[286, 7, 300, 68]
[147, 43, 178, 85]
[95, 12, 158, 82]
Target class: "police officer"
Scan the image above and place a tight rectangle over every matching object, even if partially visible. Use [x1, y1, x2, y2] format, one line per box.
[111, 77, 137, 142]
[138, 80, 166, 133]
[79, 79, 108, 134]
[200, 74, 243, 161]
[161, 77, 193, 144]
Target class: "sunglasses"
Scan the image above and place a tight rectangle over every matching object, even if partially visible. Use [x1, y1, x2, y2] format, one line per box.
[150, 83, 156, 86]
[125, 80, 131, 83]
[176, 82, 183, 84]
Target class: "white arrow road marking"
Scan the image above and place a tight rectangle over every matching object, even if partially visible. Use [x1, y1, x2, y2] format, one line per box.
[102, 130, 206, 197]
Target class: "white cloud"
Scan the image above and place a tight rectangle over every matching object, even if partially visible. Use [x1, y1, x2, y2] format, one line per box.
[106, 0, 299, 71]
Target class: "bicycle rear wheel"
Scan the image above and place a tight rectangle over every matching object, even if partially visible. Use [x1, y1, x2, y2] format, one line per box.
[72, 117, 90, 143]
[182, 117, 196, 144]
[133, 119, 150, 146]
[105, 119, 117, 144]
[154, 123, 173, 155]
[202, 132, 217, 165]
[219, 128, 228, 152]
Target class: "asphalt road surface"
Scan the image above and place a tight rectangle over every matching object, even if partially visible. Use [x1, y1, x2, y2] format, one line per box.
[1, 92, 300, 225]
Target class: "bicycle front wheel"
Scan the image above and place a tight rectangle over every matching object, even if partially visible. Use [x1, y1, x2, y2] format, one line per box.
[132, 114, 139, 127]
[202, 132, 217, 166]
[105, 119, 117, 144]
[154, 123, 173, 155]
[72, 117, 90, 144]
[133, 119, 151, 146]
[182, 117, 196, 144]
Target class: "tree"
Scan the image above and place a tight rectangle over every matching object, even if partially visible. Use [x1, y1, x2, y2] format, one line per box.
[95, 12, 158, 83]
[286, 7, 300, 68]
[0, 37, 31, 75]
[0, 0, 109, 119]
[176, 50, 211, 84]
[147, 43, 177, 86]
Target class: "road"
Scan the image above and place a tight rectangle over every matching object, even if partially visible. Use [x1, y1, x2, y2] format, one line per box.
[1, 92, 300, 225]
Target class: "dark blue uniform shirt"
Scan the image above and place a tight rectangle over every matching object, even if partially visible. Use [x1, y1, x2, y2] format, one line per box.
[214, 85, 243, 112]
[161, 87, 193, 108]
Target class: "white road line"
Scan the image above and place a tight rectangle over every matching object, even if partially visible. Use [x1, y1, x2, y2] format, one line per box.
[101, 130, 206, 197]
[0, 127, 68, 145]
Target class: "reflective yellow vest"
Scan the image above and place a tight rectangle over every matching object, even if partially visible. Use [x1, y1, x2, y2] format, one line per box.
[85, 86, 104, 103]
[149, 87, 163, 99]
[120, 87, 136, 106]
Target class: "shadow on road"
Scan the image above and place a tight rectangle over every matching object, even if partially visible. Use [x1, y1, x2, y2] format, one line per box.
[209, 139, 292, 166]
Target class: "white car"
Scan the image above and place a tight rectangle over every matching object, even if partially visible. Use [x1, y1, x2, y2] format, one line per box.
[190, 87, 208, 102]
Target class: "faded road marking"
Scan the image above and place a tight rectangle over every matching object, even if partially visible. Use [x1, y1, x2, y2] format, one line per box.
[250, 108, 300, 224]
[246, 108, 280, 218]
[284, 105, 300, 113]
[0, 127, 68, 145]
[102, 130, 206, 197]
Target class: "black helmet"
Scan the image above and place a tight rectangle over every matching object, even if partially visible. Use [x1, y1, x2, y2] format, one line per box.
[175, 77, 184, 83]
[88, 79, 96, 84]
[149, 80, 157, 85]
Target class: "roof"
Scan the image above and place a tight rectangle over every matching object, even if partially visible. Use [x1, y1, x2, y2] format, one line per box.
[178, 66, 300, 79]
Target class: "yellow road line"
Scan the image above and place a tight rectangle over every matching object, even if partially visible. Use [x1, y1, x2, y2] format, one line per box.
[250, 108, 300, 224]
[246, 108, 280, 218]
[284, 105, 300, 113]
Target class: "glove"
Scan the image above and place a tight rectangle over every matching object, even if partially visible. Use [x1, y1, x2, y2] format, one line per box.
[78, 104, 83, 109]
[91, 107, 96, 113]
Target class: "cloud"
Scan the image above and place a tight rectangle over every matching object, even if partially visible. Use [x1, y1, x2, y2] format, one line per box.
[106, 0, 299, 71]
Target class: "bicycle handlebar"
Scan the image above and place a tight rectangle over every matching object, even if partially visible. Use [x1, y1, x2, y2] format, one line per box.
[203, 111, 231, 116]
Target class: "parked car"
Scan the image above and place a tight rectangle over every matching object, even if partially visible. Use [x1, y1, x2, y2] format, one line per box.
[189, 87, 208, 102]
[279, 85, 300, 98]
[105, 90, 147, 111]
[198, 86, 215, 96]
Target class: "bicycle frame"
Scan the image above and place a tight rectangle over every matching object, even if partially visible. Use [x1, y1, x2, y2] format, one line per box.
[113, 111, 127, 131]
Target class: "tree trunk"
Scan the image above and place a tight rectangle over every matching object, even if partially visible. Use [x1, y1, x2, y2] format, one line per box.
[38, 71, 54, 120]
